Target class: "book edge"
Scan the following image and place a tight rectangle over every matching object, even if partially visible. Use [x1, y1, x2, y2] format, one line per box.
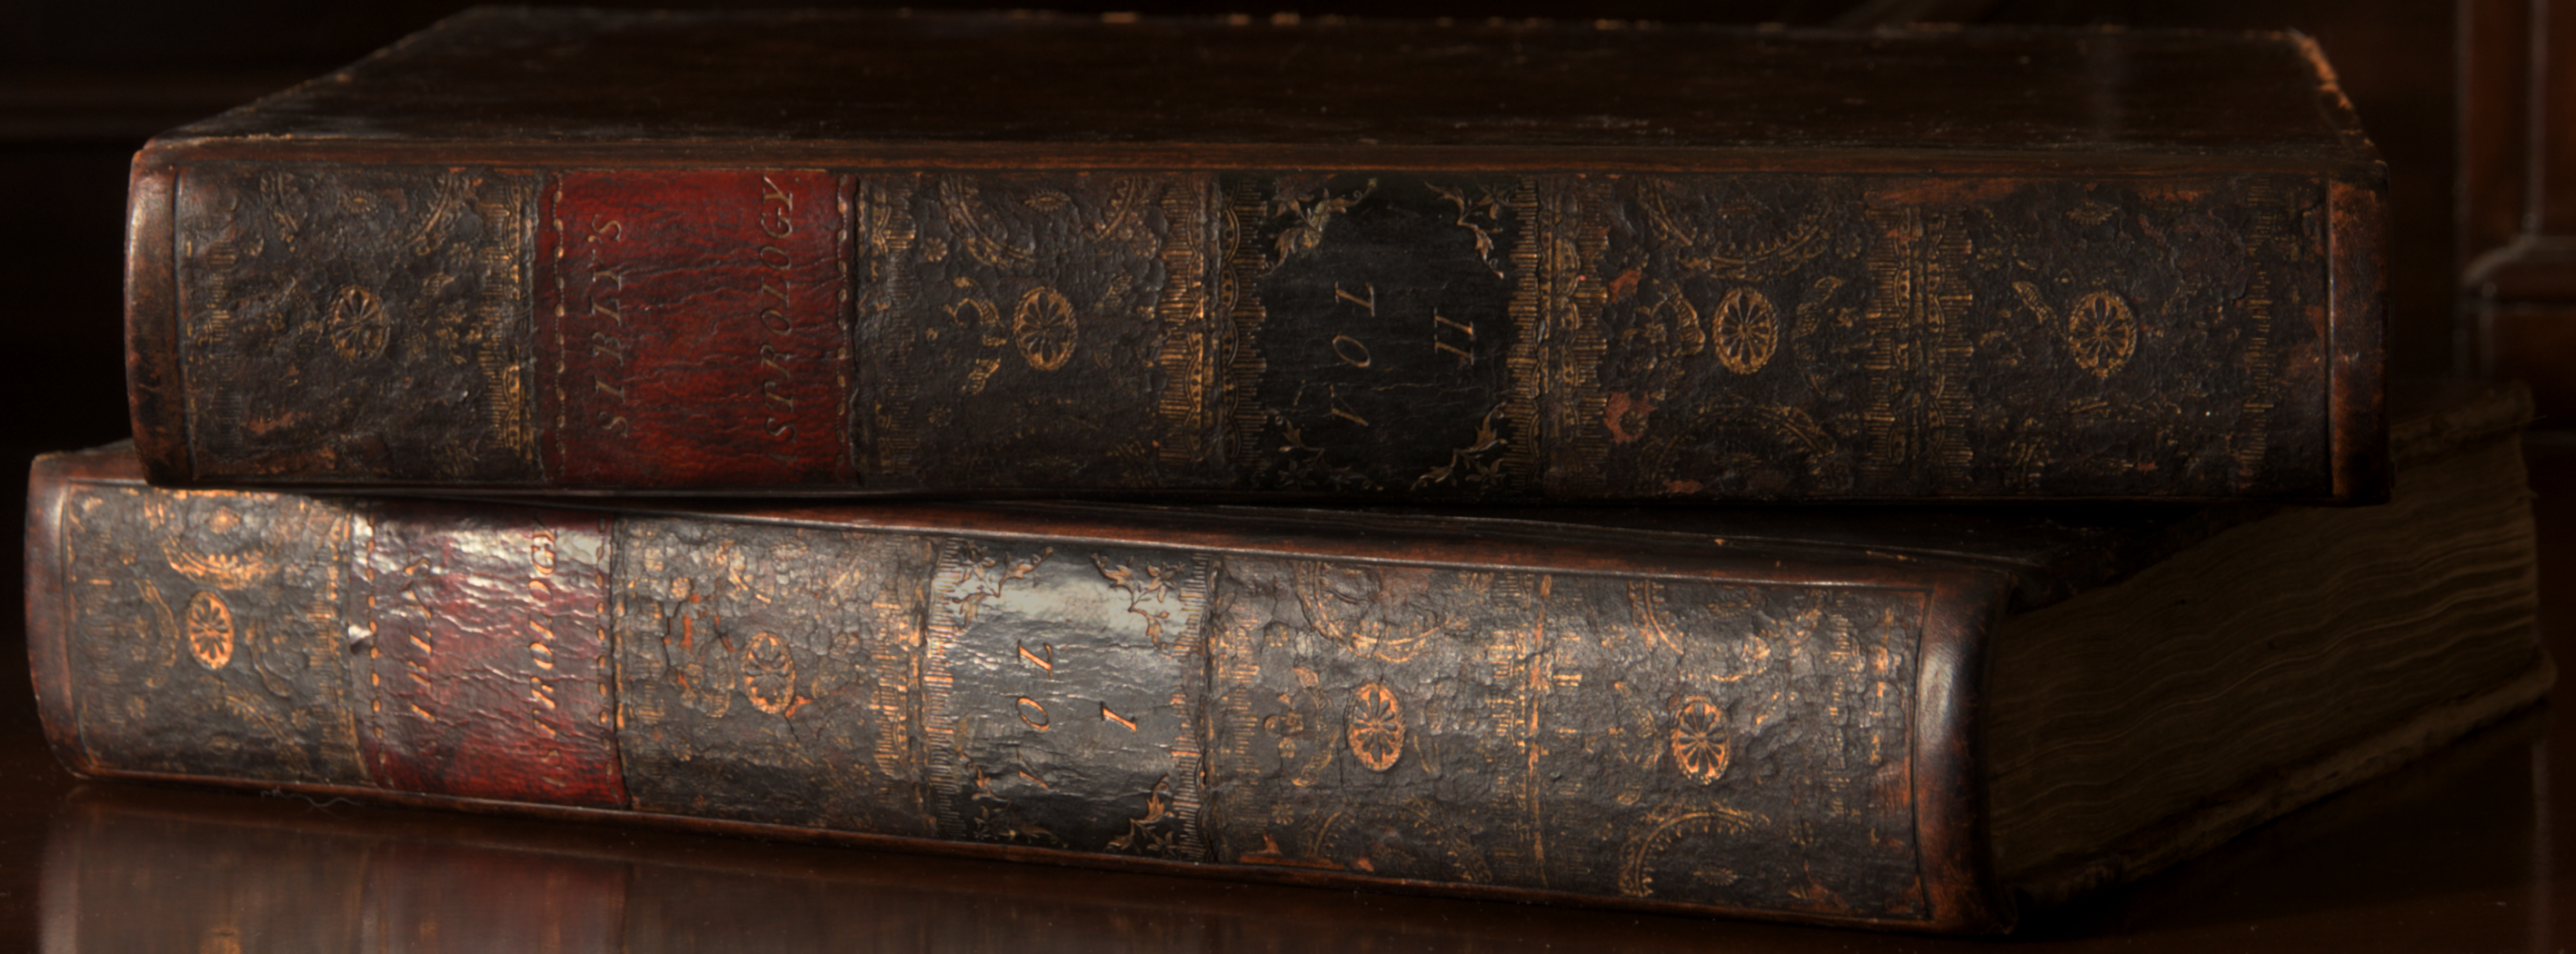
[13, 451, 2128, 592]
[24, 452, 90, 775]
[2003, 650, 2555, 910]
[2329, 175, 2393, 503]
[124, 154, 185, 483]
[2287, 31, 2386, 165]
[150, 14, 2381, 165]
[133, 136, 2382, 178]
[1915, 573, 2019, 932]
[2390, 379, 2535, 466]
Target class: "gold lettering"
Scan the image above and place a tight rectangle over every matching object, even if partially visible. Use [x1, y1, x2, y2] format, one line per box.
[589, 299, 622, 324]
[1433, 313, 1475, 365]
[590, 332, 627, 363]
[1018, 641, 1056, 671]
[758, 245, 794, 270]
[1101, 702, 1137, 731]
[764, 417, 794, 438]
[1334, 283, 1377, 315]
[754, 250, 795, 444]
[595, 412, 629, 433]
[1328, 385, 1371, 427]
[1015, 696, 1052, 730]
[759, 186, 795, 239]
[590, 268, 627, 290]
[1330, 334, 1373, 369]
[594, 379, 626, 402]
[586, 217, 623, 242]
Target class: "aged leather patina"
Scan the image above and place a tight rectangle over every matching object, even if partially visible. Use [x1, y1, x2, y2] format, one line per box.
[126, 10, 2388, 501]
[26, 387, 2551, 932]
[32, 447, 2006, 930]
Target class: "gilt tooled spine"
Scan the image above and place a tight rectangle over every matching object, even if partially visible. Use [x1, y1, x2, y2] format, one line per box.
[29, 452, 2012, 931]
[132, 158, 2364, 501]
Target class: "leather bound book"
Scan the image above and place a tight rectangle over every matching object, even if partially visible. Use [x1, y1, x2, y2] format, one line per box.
[26, 383, 2540, 933]
[126, 9, 2388, 502]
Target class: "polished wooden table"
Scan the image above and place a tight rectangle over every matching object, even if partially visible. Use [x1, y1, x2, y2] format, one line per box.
[2, 452, 2569, 951]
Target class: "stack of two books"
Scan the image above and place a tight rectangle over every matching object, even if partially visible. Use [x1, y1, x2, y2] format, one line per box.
[27, 9, 2549, 935]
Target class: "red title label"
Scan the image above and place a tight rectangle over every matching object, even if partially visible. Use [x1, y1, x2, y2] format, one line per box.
[537, 170, 854, 486]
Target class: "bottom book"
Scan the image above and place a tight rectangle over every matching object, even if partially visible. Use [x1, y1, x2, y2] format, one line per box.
[24, 383, 2549, 934]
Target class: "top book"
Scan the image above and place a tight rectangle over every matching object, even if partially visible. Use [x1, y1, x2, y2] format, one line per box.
[125, 8, 2388, 502]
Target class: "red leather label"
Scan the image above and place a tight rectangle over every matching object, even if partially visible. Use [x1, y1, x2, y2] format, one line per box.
[537, 170, 853, 486]
[355, 502, 624, 807]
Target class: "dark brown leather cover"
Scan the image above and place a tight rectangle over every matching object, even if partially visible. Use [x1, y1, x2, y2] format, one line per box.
[25, 385, 2538, 933]
[125, 10, 2389, 502]
[29, 444, 2017, 931]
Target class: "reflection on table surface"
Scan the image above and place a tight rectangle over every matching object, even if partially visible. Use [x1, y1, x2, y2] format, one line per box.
[25, 700, 2556, 952]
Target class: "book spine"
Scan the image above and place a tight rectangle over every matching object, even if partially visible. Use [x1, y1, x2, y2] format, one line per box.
[27, 453, 2013, 931]
[128, 154, 2380, 502]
